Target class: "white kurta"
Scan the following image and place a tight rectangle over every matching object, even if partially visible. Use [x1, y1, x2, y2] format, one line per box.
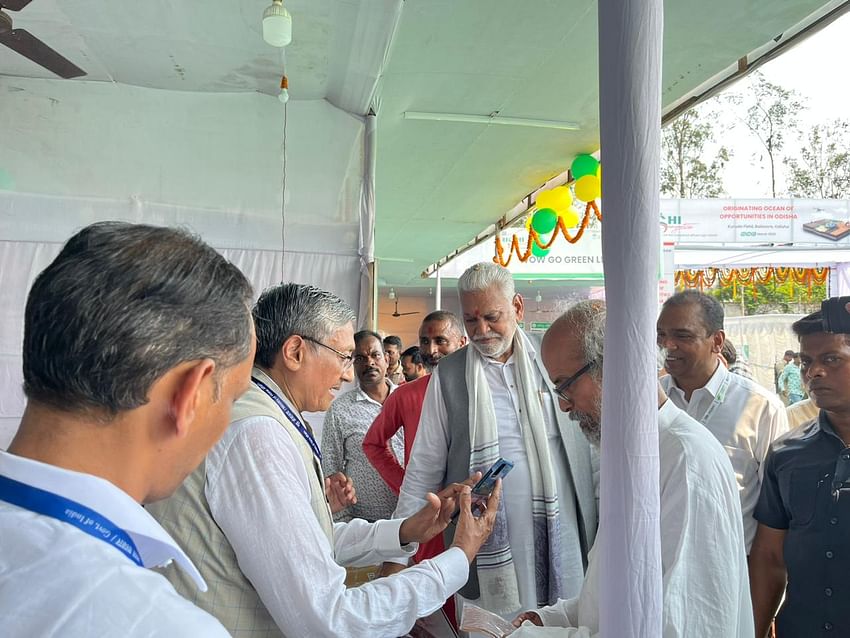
[395, 336, 586, 617]
[513, 400, 754, 638]
[205, 415, 470, 637]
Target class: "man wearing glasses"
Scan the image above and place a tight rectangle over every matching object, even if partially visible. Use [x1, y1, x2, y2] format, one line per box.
[657, 290, 787, 551]
[511, 300, 753, 636]
[393, 262, 597, 619]
[322, 330, 404, 522]
[148, 283, 501, 637]
[750, 304, 850, 637]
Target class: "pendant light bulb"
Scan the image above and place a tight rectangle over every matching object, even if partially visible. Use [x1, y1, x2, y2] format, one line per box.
[262, 0, 292, 47]
[388, 288, 396, 300]
[279, 75, 289, 104]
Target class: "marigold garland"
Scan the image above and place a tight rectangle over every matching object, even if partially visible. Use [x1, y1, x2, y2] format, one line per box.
[675, 267, 828, 299]
[493, 201, 602, 267]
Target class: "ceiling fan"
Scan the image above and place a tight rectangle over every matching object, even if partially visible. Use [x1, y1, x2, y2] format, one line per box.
[391, 299, 419, 318]
[0, 0, 86, 79]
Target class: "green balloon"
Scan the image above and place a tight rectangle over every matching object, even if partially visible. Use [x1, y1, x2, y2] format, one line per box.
[571, 154, 599, 179]
[531, 208, 558, 234]
[531, 241, 550, 258]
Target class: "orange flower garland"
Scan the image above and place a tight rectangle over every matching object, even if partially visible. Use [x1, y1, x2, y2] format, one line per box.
[493, 201, 602, 267]
[675, 267, 828, 298]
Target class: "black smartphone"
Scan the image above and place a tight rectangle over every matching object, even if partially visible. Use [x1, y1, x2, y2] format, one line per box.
[451, 458, 513, 521]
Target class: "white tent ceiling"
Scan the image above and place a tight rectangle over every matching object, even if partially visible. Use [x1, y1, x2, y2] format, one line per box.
[0, 0, 846, 288]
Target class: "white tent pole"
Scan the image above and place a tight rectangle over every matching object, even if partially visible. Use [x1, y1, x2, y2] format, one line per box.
[359, 112, 377, 329]
[435, 265, 442, 311]
[597, 0, 663, 636]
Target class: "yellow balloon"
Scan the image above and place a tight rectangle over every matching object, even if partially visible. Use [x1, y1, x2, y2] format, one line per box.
[559, 208, 580, 228]
[536, 190, 557, 210]
[551, 186, 572, 211]
[574, 174, 601, 202]
[525, 215, 534, 230]
[536, 187, 573, 213]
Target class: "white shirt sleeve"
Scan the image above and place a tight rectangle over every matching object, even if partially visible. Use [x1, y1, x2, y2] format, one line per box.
[206, 416, 469, 637]
[754, 398, 788, 484]
[395, 367, 451, 520]
[332, 517, 416, 567]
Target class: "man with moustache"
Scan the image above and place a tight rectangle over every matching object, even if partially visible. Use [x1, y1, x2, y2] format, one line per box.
[510, 300, 753, 637]
[364, 311, 467, 496]
[393, 263, 597, 619]
[363, 311, 467, 629]
[750, 303, 850, 637]
[384, 335, 405, 385]
[148, 284, 501, 638]
[0, 222, 255, 637]
[657, 290, 787, 550]
[322, 330, 403, 522]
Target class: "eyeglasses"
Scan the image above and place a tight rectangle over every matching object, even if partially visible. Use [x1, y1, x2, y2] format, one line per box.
[554, 361, 596, 402]
[302, 336, 353, 372]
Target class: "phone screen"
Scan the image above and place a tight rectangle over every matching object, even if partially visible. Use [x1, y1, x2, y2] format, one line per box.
[471, 458, 514, 500]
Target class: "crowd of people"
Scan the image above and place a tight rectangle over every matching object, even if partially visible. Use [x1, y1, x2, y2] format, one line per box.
[1, 222, 847, 637]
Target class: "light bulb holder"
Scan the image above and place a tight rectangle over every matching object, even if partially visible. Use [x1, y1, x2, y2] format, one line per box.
[278, 75, 289, 103]
[262, 0, 292, 47]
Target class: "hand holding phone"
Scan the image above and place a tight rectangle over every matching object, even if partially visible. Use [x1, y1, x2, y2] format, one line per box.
[451, 458, 513, 521]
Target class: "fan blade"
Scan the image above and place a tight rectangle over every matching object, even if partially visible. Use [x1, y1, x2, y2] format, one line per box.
[398, 311, 420, 316]
[0, 29, 85, 78]
[2, 0, 35, 11]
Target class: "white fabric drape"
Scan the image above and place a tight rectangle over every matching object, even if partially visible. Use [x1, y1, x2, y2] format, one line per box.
[0, 189, 363, 450]
[597, 0, 664, 636]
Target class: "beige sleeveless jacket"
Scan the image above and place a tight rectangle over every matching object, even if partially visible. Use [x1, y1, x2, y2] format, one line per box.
[146, 367, 333, 637]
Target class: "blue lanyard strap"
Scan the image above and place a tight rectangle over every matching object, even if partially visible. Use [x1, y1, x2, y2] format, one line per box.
[0, 474, 143, 566]
[251, 376, 322, 462]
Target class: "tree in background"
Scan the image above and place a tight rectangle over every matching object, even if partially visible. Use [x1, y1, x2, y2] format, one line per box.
[708, 279, 825, 315]
[661, 107, 731, 198]
[728, 72, 804, 197]
[785, 119, 850, 199]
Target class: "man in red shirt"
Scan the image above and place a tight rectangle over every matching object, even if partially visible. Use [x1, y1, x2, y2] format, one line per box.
[364, 311, 466, 494]
[364, 311, 466, 629]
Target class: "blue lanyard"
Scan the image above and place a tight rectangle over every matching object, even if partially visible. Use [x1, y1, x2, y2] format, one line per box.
[0, 474, 143, 566]
[252, 376, 322, 462]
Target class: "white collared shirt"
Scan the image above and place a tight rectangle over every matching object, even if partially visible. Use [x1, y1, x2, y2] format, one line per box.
[660, 363, 788, 548]
[513, 400, 754, 638]
[0, 450, 228, 637]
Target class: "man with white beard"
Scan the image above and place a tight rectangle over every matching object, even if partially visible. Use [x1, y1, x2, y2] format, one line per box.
[392, 262, 597, 620]
[510, 300, 753, 637]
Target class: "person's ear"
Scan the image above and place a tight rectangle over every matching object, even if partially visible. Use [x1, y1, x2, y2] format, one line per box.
[712, 330, 726, 354]
[280, 335, 306, 371]
[459, 335, 468, 347]
[170, 359, 216, 438]
[513, 293, 525, 322]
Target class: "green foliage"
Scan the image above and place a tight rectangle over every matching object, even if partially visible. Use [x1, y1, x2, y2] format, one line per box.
[707, 279, 826, 315]
[785, 119, 850, 199]
[661, 108, 731, 198]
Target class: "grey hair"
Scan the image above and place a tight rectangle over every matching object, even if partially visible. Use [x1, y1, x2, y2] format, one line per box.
[557, 300, 606, 376]
[253, 283, 355, 368]
[457, 262, 516, 303]
[23, 222, 254, 415]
